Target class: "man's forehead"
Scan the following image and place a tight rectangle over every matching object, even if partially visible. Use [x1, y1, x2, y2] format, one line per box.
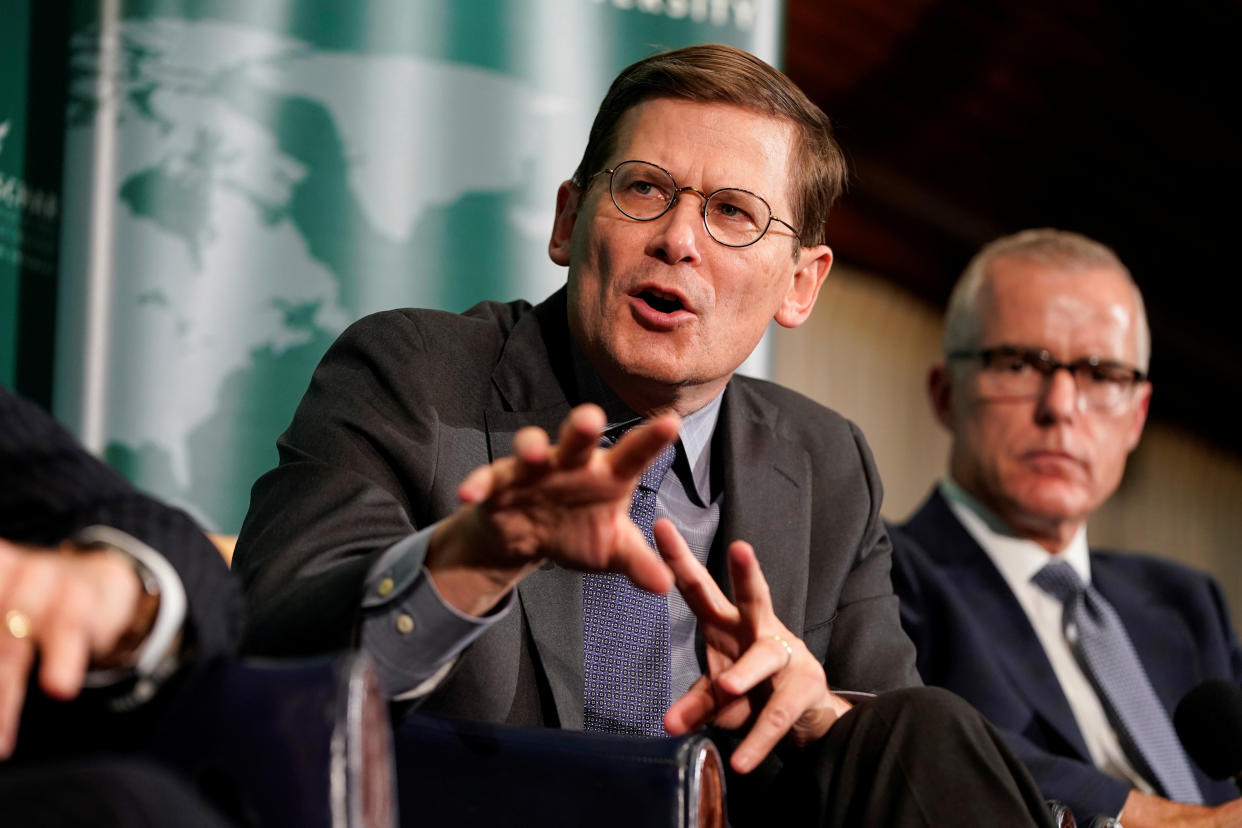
[980, 258, 1139, 354]
[610, 98, 797, 192]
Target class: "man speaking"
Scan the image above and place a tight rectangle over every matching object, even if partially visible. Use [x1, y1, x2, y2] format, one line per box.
[236, 44, 1051, 826]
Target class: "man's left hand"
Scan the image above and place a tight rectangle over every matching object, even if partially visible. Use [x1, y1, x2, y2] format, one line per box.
[0, 538, 147, 759]
[656, 519, 853, 773]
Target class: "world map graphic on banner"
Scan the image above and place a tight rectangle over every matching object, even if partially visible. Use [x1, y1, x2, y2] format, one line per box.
[62, 18, 578, 530]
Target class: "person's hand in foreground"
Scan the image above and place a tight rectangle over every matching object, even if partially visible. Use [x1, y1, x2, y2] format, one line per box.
[0, 538, 153, 758]
[427, 403, 681, 616]
[659, 520, 852, 773]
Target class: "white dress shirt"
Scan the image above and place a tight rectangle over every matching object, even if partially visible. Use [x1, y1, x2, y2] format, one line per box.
[939, 477, 1155, 795]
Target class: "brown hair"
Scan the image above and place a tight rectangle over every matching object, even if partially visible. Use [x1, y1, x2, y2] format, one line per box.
[571, 43, 846, 248]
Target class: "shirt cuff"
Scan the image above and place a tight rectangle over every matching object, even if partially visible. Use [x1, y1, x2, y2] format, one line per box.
[361, 525, 513, 699]
[73, 525, 187, 699]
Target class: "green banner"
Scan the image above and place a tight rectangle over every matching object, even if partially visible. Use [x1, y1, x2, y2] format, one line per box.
[0, 2, 30, 385]
[52, 0, 784, 531]
[1, 3, 67, 401]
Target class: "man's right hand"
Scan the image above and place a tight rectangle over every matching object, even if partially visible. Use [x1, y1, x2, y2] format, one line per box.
[1119, 790, 1242, 827]
[424, 404, 680, 616]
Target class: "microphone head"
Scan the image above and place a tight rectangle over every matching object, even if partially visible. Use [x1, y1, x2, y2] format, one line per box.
[1173, 678, 1242, 780]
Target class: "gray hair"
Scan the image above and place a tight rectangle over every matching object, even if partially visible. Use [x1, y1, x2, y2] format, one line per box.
[942, 228, 1151, 372]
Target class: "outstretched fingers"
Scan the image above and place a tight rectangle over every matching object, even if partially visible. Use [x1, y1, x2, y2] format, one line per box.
[728, 653, 848, 774]
[654, 519, 738, 627]
[727, 540, 775, 624]
[553, 404, 607, 470]
[664, 674, 719, 735]
[609, 521, 673, 595]
[608, 414, 680, 480]
[453, 406, 681, 594]
[456, 423, 555, 504]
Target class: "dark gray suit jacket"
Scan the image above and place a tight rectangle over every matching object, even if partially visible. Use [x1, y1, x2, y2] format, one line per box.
[0, 386, 243, 758]
[236, 289, 920, 726]
[0, 387, 241, 672]
[890, 490, 1242, 818]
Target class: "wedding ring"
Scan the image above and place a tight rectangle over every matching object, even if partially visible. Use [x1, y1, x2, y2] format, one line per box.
[5, 609, 31, 640]
[771, 633, 794, 668]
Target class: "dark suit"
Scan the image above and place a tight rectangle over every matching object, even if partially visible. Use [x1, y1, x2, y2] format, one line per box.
[890, 489, 1242, 819]
[0, 387, 241, 682]
[0, 386, 243, 824]
[236, 288, 921, 708]
[235, 291, 1054, 826]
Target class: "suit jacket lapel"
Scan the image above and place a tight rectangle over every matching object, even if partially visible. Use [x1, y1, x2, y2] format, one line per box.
[712, 382, 813, 637]
[484, 289, 583, 728]
[909, 491, 1093, 761]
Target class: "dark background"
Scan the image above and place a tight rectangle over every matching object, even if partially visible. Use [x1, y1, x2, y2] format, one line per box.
[785, 0, 1241, 455]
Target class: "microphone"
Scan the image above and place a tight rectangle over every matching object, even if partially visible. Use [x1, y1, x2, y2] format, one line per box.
[1173, 678, 1242, 791]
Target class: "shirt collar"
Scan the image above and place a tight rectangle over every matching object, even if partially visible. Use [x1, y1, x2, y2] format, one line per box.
[569, 338, 721, 505]
[938, 476, 1091, 588]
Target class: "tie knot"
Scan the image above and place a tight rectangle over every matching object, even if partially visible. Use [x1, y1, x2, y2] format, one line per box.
[1032, 559, 1084, 604]
[639, 443, 677, 493]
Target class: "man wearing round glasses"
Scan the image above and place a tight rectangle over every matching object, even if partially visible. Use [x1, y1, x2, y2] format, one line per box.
[891, 228, 1242, 827]
[237, 45, 1053, 826]
[553, 97, 830, 420]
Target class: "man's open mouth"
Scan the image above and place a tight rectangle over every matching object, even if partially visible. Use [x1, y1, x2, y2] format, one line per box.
[637, 289, 684, 314]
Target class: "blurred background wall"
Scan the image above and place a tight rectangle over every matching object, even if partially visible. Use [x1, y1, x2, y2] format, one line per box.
[2, 0, 782, 532]
[776, 0, 1241, 622]
[3, 0, 1238, 620]
[772, 264, 1242, 622]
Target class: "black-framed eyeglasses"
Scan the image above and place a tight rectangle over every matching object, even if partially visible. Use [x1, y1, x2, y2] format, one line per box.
[948, 345, 1147, 410]
[589, 159, 801, 248]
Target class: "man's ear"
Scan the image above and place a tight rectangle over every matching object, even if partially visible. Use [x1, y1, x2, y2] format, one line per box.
[928, 363, 956, 432]
[548, 181, 581, 266]
[773, 245, 833, 328]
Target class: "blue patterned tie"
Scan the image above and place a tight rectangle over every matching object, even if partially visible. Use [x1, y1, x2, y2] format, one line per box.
[583, 442, 677, 736]
[1033, 560, 1203, 803]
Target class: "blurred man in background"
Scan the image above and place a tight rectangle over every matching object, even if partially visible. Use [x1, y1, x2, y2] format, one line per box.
[890, 228, 1242, 826]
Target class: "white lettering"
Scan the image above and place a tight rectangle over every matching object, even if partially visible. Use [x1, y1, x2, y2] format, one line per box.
[0, 172, 61, 220]
[732, 0, 757, 29]
[593, 0, 757, 30]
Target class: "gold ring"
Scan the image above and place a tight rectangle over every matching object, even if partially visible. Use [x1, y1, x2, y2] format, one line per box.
[5, 609, 31, 640]
[771, 633, 794, 668]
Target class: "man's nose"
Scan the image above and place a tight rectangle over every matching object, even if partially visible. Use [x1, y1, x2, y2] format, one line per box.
[646, 193, 704, 265]
[1035, 367, 1080, 422]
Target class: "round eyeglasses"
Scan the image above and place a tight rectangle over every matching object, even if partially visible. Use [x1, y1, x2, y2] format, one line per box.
[948, 345, 1147, 411]
[590, 159, 801, 248]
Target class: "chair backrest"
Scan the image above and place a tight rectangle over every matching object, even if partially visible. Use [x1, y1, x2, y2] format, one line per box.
[1046, 800, 1076, 828]
[151, 652, 396, 828]
[394, 713, 726, 828]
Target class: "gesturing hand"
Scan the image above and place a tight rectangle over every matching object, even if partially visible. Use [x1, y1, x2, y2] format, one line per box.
[426, 404, 681, 616]
[0, 538, 146, 759]
[657, 519, 853, 773]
